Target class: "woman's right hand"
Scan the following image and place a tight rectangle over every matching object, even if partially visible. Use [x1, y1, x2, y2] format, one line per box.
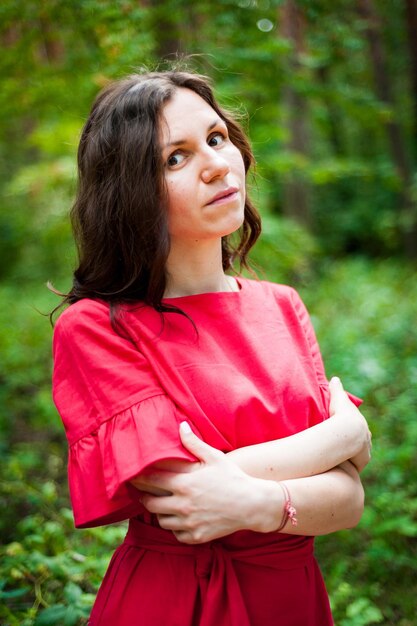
[328, 377, 372, 472]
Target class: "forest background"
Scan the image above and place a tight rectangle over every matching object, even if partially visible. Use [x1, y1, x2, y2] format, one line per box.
[0, 1, 416, 624]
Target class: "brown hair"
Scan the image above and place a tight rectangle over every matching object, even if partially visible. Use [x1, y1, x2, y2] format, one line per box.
[53, 70, 262, 321]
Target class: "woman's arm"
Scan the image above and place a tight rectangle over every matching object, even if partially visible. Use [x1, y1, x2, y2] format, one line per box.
[227, 377, 372, 480]
[135, 426, 364, 543]
[132, 378, 371, 496]
[264, 461, 364, 536]
[131, 378, 369, 543]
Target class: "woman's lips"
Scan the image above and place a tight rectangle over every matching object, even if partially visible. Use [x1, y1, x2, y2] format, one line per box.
[206, 187, 239, 206]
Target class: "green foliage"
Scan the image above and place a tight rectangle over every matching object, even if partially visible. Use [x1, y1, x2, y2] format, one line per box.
[1, 1, 417, 624]
[0, 410, 126, 624]
[0, 286, 60, 442]
[1, 260, 417, 624]
[2, 0, 417, 270]
[0, 508, 124, 626]
[250, 212, 319, 283]
[303, 259, 417, 625]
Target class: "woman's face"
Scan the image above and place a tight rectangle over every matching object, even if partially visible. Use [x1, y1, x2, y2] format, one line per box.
[159, 88, 246, 247]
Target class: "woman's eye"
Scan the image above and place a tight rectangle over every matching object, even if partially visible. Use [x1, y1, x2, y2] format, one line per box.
[208, 132, 226, 147]
[166, 152, 185, 168]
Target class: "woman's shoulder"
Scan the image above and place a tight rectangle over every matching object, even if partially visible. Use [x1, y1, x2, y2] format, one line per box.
[238, 278, 309, 325]
[54, 298, 111, 334]
[239, 277, 299, 303]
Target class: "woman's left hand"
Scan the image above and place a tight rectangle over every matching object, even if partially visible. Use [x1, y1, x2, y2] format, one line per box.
[133, 422, 280, 544]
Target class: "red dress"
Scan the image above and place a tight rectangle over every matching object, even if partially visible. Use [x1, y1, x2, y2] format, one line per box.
[53, 279, 356, 625]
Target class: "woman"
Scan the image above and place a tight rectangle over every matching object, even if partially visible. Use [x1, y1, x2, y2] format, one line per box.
[52, 70, 371, 626]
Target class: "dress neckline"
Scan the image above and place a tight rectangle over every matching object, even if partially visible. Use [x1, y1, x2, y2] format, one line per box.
[162, 277, 244, 302]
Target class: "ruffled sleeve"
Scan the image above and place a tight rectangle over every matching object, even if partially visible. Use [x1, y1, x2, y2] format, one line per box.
[52, 299, 195, 528]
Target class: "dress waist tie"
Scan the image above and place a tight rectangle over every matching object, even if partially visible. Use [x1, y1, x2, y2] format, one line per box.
[125, 517, 315, 626]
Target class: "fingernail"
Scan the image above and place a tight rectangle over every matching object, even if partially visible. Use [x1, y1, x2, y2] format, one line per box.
[180, 421, 192, 434]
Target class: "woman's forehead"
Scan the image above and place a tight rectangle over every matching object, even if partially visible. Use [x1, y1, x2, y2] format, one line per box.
[160, 88, 221, 145]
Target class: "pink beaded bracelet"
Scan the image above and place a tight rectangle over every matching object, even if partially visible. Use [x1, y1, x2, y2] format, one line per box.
[276, 482, 298, 532]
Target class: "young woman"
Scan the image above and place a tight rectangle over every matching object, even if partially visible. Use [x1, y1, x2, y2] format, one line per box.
[52, 70, 371, 626]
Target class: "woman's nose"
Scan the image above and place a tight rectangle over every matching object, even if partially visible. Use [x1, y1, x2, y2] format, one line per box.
[200, 149, 230, 183]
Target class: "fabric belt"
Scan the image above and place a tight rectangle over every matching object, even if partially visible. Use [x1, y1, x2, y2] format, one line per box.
[124, 517, 315, 626]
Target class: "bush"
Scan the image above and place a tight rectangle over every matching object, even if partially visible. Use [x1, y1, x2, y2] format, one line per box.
[1, 257, 416, 624]
[303, 258, 417, 625]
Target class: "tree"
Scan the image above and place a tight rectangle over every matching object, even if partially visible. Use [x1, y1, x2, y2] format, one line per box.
[357, 0, 417, 257]
[405, 0, 417, 160]
[278, 0, 312, 227]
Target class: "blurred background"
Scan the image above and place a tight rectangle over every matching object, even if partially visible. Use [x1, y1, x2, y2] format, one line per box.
[0, 1, 416, 624]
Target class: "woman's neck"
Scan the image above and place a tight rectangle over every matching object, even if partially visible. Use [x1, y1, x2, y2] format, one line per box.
[164, 239, 236, 298]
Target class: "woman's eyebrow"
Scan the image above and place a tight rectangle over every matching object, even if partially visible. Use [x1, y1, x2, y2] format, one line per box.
[162, 118, 224, 150]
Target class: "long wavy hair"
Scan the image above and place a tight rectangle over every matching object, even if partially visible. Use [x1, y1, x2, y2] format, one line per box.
[52, 70, 262, 322]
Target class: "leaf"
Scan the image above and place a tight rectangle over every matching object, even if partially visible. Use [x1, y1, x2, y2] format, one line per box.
[64, 582, 83, 604]
[0, 586, 30, 599]
[34, 605, 67, 626]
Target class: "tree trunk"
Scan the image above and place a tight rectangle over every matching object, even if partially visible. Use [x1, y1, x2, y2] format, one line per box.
[357, 0, 417, 257]
[316, 65, 344, 157]
[38, 12, 65, 64]
[150, 0, 184, 60]
[405, 0, 417, 160]
[278, 0, 311, 228]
